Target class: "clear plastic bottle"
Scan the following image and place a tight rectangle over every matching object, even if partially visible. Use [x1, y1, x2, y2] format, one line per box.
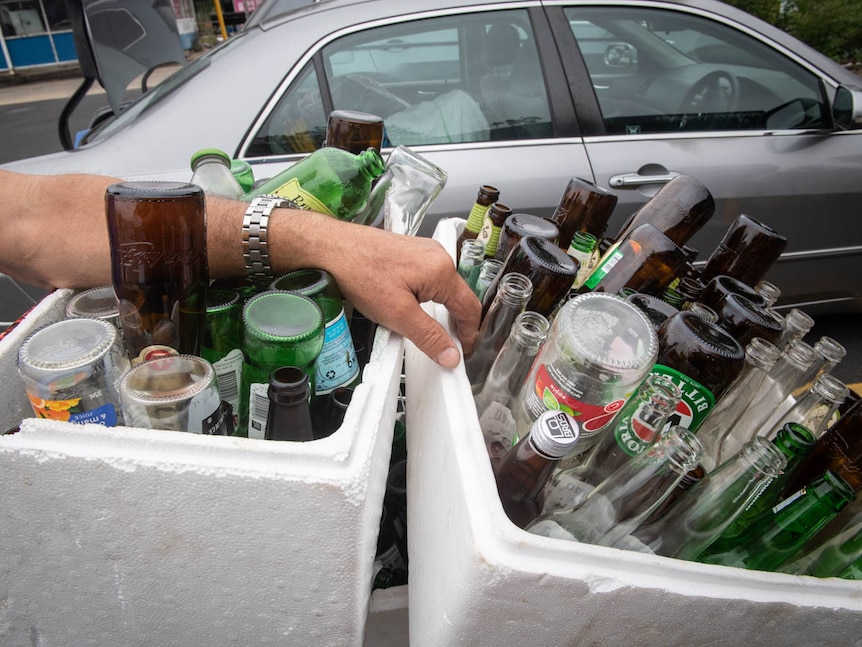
[512, 293, 659, 452]
[190, 148, 245, 199]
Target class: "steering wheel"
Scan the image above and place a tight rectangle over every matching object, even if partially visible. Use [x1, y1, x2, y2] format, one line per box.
[678, 70, 740, 114]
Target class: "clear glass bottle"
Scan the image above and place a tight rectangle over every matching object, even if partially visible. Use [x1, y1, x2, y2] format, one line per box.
[495, 410, 580, 529]
[243, 147, 386, 222]
[567, 231, 599, 290]
[755, 279, 781, 307]
[695, 337, 782, 472]
[774, 308, 815, 350]
[698, 470, 855, 572]
[528, 425, 703, 547]
[189, 148, 244, 199]
[541, 374, 681, 514]
[265, 366, 315, 441]
[513, 293, 659, 451]
[475, 311, 551, 468]
[622, 436, 786, 560]
[474, 258, 504, 302]
[465, 272, 533, 394]
[457, 239, 487, 292]
[687, 302, 718, 324]
[762, 374, 849, 441]
[718, 339, 817, 460]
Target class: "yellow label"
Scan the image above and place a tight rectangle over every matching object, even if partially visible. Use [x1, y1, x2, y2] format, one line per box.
[272, 178, 334, 216]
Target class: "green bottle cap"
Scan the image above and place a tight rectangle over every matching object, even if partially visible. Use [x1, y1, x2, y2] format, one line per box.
[190, 148, 232, 170]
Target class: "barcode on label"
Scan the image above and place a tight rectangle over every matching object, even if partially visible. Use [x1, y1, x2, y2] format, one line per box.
[216, 368, 239, 401]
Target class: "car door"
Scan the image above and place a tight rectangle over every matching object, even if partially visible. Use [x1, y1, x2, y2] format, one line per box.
[549, 3, 862, 312]
[241, 5, 591, 237]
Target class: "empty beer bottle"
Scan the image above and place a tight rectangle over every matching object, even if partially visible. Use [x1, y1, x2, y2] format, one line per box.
[762, 374, 849, 441]
[698, 470, 855, 572]
[781, 398, 862, 496]
[482, 236, 577, 319]
[698, 274, 767, 311]
[626, 292, 679, 331]
[312, 386, 354, 440]
[475, 311, 551, 468]
[105, 181, 209, 361]
[541, 374, 682, 514]
[456, 185, 500, 263]
[474, 258, 504, 301]
[271, 268, 360, 397]
[465, 273, 533, 394]
[612, 174, 715, 248]
[324, 109, 384, 153]
[649, 311, 746, 433]
[567, 231, 599, 290]
[581, 224, 688, 297]
[495, 410, 580, 529]
[700, 213, 787, 286]
[550, 177, 618, 251]
[493, 213, 560, 263]
[780, 512, 862, 578]
[457, 239, 486, 291]
[243, 147, 385, 222]
[202, 288, 244, 431]
[624, 436, 786, 560]
[265, 366, 315, 442]
[189, 148, 244, 199]
[712, 292, 784, 346]
[478, 202, 513, 259]
[528, 425, 702, 547]
[240, 290, 324, 438]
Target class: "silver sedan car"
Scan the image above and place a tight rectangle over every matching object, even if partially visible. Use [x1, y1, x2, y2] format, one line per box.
[4, 0, 862, 319]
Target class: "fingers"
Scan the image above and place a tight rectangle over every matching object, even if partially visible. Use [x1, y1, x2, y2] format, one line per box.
[383, 300, 467, 370]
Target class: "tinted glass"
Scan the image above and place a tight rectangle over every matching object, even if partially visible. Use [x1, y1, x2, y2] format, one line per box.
[248, 9, 552, 155]
[565, 7, 828, 134]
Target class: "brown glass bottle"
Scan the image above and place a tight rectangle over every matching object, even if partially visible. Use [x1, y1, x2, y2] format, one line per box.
[324, 109, 385, 154]
[700, 213, 788, 286]
[649, 311, 746, 432]
[265, 366, 315, 441]
[712, 292, 784, 346]
[493, 213, 560, 262]
[581, 224, 688, 297]
[495, 410, 580, 529]
[480, 236, 577, 320]
[549, 177, 618, 251]
[626, 292, 679, 330]
[699, 274, 767, 311]
[611, 175, 715, 247]
[456, 185, 500, 263]
[105, 181, 208, 361]
[781, 398, 862, 496]
[479, 202, 513, 259]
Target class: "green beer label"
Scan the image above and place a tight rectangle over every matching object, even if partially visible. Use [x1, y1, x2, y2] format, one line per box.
[613, 400, 664, 458]
[584, 245, 623, 290]
[649, 364, 716, 432]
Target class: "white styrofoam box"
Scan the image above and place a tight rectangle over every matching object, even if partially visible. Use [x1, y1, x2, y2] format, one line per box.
[403, 218, 862, 647]
[0, 289, 404, 647]
[364, 585, 409, 646]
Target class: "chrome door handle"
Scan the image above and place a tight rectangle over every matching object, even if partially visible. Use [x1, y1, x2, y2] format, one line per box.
[608, 172, 680, 188]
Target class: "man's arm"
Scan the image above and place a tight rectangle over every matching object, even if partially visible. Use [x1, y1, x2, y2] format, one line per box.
[0, 170, 478, 367]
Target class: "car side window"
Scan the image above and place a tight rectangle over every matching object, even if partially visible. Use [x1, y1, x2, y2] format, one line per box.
[565, 7, 828, 134]
[247, 9, 552, 155]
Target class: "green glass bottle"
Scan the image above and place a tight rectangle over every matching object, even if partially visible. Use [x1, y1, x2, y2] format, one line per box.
[231, 159, 256, 193]
[242, 147, 385, 221]
[780, 513, 862, 578]
[567, 231, 598, 290]
[698, 470, 855, 572]
[271, 269, 360, 397]
[202, 288, 244, 433]
[705, 422, 817, 552]
[455, 185, 500, 263]
[240, 290, 324, 439]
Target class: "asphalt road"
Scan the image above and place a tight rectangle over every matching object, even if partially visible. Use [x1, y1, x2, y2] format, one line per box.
[0, 78, 859, 392]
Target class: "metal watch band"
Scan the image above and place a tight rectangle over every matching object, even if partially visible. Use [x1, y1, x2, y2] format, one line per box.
[242, 195, 286, 281]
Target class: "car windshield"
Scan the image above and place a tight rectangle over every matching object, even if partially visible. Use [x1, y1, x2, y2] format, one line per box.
[79, 33, 248, 146]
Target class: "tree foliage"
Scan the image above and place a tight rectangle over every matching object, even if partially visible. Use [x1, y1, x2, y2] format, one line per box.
[724, 0, 862, 63]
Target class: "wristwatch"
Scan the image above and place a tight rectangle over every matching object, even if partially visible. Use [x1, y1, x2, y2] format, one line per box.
[242, 195, 287, 281]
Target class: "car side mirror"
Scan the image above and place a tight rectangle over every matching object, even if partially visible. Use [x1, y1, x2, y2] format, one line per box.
[833, 85, 862, 129]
